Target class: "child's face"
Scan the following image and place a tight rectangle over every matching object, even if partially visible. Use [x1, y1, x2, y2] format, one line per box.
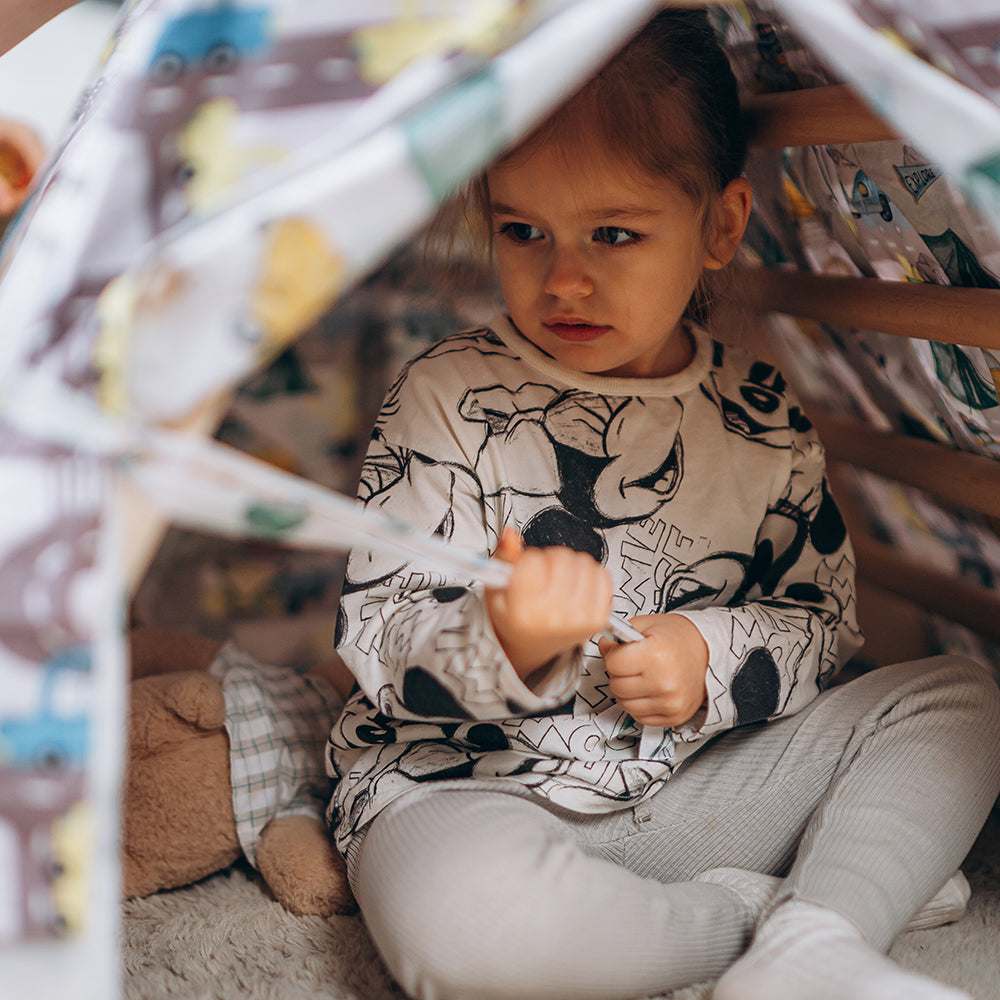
[487, 138, 724, 379]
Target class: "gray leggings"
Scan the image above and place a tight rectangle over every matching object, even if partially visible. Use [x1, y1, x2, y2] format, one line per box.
[352, 657, 1000, 1000]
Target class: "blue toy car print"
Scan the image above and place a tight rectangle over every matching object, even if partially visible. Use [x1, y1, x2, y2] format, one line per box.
[149, 3, 273, 82]
[848, 170, 893, 222]
[0, 646, 90, 770]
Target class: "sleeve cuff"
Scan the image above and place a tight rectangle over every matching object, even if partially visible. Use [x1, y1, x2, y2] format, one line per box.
[476, 595, 581, 715]
[670, 609, 739, 741]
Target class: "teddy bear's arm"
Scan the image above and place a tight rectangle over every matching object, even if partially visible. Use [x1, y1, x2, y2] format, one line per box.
[257, 814, 355, 915]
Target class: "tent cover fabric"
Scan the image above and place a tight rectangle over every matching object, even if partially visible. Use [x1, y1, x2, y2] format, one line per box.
[1, 2, 999, 997]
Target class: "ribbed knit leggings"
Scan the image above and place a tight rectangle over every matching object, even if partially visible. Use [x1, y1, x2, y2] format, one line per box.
[351, 657, 1000, 1000]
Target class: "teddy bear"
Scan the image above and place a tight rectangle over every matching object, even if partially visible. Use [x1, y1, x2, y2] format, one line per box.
[122, 627, 356, 916]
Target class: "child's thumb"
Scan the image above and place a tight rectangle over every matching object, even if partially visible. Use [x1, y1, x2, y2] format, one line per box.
[493, 525, 525, 565]
[0, 121, 45, 215]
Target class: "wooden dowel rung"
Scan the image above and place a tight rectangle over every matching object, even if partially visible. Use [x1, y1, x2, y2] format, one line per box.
[812, 412, 1000, 520]
[735, 269, 1000, 350]
[744, 84, 898, 148]
[123, 390, 233, 593]
[850, 532, 1000, 643]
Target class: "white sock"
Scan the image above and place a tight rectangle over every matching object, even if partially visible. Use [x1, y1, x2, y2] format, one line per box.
[712, 900, 972, 1000]
[694, 867, 970, 933]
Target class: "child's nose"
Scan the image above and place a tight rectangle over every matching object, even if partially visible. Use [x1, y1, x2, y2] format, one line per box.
[544, 247, 594, 299]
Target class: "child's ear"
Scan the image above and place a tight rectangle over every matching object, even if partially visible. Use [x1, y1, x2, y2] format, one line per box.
[703, 177, 753, 270]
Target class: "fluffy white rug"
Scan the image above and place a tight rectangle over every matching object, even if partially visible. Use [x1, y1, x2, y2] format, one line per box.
[122, 810, 1000, 1000]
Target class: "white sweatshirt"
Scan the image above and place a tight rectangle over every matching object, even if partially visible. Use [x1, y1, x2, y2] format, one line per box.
[327, 316, 862, 853]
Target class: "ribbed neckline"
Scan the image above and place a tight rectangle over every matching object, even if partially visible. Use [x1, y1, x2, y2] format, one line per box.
[489, 314, 712, 398]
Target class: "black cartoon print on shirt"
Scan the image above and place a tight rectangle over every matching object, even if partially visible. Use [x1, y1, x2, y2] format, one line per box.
[458, 383, 685, 529]
[328, 326, 861, 852]
[348, 370, 688, 591]
[700, 345, 815, 447]
[650, 467, 850, 725]
[341, 375, 689, 727]
[341, 441, 487, 593]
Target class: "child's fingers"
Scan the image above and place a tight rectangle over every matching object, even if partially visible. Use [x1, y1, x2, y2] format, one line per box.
[485, 527, 523, 610]
[492, 525, 525, 565]
[598, 635, 627, 659]
[616, 690, 698, 728]
[497, 546, 612, 642]
[0, 118, 44, 215]
[598, 614, 654, 658]
[606, 672, 653, 700]
[615, 697, 675, 728]
[598, 636, 647, 676]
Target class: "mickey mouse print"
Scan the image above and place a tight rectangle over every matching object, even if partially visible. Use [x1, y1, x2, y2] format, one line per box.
[327, 316, 862, 853]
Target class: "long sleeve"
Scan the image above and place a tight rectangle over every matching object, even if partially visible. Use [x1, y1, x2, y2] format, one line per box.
[336, 404, 581, 725]
[671, 427, 862, 744]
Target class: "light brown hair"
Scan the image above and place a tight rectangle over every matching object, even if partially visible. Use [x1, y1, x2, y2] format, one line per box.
[438, 9, 749, 325]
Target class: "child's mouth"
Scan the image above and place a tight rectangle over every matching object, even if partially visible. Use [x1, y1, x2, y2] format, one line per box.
[544, 321, 611, 343]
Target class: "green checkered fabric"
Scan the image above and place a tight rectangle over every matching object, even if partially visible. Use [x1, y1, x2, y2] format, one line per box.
[209, 643, 343, 866]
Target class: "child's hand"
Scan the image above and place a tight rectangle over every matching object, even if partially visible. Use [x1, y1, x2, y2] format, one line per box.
[486, 527, 613, 683]
[598, 614, 709, 728]
[0, 117, 44, 218]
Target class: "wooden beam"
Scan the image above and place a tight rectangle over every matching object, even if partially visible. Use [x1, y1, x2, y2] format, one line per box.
[736, 268, 1000, 350]
[744, 85, 897, 148]
[854, 578, 935, 667]
[850, 531, 1000, 644]
[812, 412, 1000, 520]
[121, 390, 233, 593]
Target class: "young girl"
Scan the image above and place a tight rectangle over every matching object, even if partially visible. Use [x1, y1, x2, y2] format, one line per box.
[327, 11, 1000, 1000]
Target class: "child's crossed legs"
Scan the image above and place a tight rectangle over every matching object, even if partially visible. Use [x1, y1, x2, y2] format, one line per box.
[353, 656, 1000, 1000]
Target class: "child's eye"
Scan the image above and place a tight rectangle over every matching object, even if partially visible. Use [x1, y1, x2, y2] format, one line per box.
[497, 221, 544, 244]
[593, 227, 642, 246]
